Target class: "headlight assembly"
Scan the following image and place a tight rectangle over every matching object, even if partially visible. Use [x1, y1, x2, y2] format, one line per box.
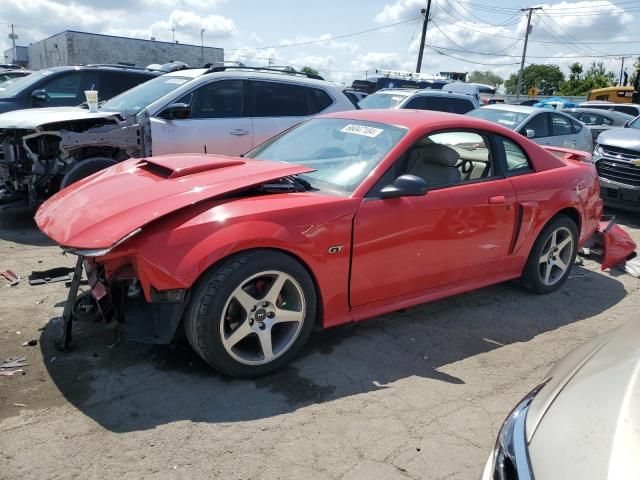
[593, 144, 603, 159]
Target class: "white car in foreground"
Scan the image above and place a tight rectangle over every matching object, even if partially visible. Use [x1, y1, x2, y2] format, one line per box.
[0, 67, 354, 205]
[468, 104, 593, 153]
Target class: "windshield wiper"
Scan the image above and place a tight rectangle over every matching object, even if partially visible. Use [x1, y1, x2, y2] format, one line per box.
[289, 175, 312, 191]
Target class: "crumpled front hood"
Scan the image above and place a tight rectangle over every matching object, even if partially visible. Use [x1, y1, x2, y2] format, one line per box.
[526, 319, 640, 480]
[35, 154, 314, 249]
[0, 106, 119, 129]
[597, 127, 640, 151]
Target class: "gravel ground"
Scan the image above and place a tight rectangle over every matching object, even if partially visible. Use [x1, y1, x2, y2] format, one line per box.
[0, 207, 638, 480]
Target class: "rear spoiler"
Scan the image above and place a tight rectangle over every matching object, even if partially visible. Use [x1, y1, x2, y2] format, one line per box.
[543, 145, 592, 163]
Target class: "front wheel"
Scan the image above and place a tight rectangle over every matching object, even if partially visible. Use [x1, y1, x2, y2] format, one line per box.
[60, 157, 117, 190]
[184, 250, 317, 377]
[520, 215, 578, 294]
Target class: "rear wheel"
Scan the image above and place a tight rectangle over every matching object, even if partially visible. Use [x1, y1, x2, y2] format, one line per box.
[520, 215, 578, 294]
[184, 250, 317, 377]
[60, 157, 117, 190]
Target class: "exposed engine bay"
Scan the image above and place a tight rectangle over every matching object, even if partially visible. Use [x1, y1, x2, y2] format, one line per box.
[0, 111, 152, 205]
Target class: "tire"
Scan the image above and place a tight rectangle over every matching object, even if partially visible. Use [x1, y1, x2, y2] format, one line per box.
[184, 250, 317, 377]
[520, 214, 579, 294]
[60, 157, 117, 190]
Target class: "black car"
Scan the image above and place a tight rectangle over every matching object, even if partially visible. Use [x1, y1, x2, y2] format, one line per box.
[0, 65, 162, 114]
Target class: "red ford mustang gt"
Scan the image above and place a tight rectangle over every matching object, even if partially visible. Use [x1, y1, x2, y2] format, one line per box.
[37, 110, 608, 377]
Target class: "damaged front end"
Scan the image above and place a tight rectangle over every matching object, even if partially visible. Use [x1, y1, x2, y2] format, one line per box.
[0, 111, 150, 206]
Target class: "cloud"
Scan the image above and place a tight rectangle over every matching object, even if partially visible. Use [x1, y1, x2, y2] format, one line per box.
[375, 0, 425, 23]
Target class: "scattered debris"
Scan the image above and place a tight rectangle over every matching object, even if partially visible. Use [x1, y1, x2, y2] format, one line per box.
[1, 269, 20, 286]
[22, 339, 38, 347]
[13, 403, 26, 407]
[0, 356, 29, 369]
[28, 267, 75, 286]
[0, 369, 24, 376]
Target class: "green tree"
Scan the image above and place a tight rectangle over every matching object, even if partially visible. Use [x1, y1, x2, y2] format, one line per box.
[504, 64, 565, 95]
[467, 70, 503, 87]
[558, 61, 616, 95]
[300, 66, 319, 76]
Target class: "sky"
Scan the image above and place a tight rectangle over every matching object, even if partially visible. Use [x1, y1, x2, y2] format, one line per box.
[1, 0, 639, 85]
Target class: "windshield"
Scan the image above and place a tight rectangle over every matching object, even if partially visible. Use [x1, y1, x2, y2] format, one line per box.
[245, 118, 407, 193]
[359, 91, 410, 109]
[467, 108, 529, 129]
[628, 116, 640, 129]
[0, 70, 51, 98]
[99, 75, 192, 115]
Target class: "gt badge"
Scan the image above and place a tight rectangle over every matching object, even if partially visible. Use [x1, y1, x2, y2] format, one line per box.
[327, 245, 344, 254]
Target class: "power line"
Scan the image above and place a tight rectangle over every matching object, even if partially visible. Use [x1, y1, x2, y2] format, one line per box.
[428, 46, 522, 65]
[426, 43, 639, 58]
[227, 17, 421, 52]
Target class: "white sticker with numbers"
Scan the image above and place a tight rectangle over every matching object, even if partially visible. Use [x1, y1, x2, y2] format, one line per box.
[340, 124, 384, 138]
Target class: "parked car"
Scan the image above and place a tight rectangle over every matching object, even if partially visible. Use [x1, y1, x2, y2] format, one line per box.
[0, 69, 32, 84]
[36, 109, 611, 377]
[359, 88, 480, 113]
[482, 316, 640, 480]
[592, 115, 640, 211]
[0, 66, 354, 205]
[342, 88, 367, 107]
[467, 104, 593, 152]
[512, 99, 539, 106]
[0, 65, 162, 114]
[579, 101, 640, 117]
[562, 107, 635, 143]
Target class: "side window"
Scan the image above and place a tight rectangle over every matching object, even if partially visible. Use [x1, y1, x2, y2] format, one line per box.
[251, 81, 307, 117]
[402, 131, 494, 189]
[522, 113, 549, 138]
[550, 113, 573, 136]
[502, 137, 531, 174]
[602, 116, 614, 126]
[404, 96, 428, 110]
[404, 96, 474, 114]
[570, 119, 583, 134]
[40, 71, 98, 103]
[306, 87, 333, 114]
[177, 80, 244, 118]
[617, 106, 638, 116]
[99, 72, 151, 101]
[579, 112, 600, 125]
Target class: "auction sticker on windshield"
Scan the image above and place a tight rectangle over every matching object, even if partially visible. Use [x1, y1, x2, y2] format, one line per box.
[341, 124, 384, 137]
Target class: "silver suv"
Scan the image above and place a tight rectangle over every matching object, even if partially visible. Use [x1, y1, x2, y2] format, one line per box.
[0, 67, 354, 205]
[593, 115, 640, 211]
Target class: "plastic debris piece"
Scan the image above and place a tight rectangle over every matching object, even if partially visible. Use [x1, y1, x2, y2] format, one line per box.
[0, 356, 28, 369]
[13, 403, 26, 407]
[1, 269, 20, 286]
[0, 369, 24, 376]
[28, 267, 75, 285]
[624, 256, 640, 278]
[22, 339, 38, 347]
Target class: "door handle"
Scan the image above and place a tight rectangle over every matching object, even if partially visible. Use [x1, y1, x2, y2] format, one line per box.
[488, 195, 506, 204]
[230, 129, 249, 136]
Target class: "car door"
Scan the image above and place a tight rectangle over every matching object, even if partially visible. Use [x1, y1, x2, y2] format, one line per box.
[32, 71, 99, 107]
[350, 130, 518, 307]
[150, 79, 252, 156]
[249, 80, 310, 147]
[520, 112, 552, 145]
[549, 112, 580, 149]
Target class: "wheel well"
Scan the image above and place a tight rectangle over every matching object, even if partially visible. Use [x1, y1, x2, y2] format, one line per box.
[193, 247, 325, 327]
[555, 207, 581, 233]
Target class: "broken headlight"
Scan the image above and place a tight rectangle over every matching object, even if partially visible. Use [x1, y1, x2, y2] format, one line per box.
[63, 228, 141, 257]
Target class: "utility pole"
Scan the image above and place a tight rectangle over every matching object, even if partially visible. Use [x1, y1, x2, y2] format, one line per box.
[416, 0, 432, 74]
[515, 7, 542, 99]
[200, 28, 205, 65]
[172, 27, 175, 43]
[617, 56, 631, 86]
[8, 24, 18, 64]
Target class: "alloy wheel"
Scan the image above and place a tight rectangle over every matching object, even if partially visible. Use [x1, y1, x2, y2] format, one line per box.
[219, 270, 306, 365]
[538, 226, 574, 286]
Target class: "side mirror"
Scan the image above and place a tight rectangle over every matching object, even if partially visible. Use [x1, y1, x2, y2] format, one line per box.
[380, 174, 428, 199]
[159, 103, 191, 120]
[624, 121, 630, 128]
[31, 89, 49, 103]
[525, 129, 535, 138]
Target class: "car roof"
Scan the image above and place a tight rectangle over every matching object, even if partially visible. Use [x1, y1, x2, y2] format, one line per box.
[372, 88, 418, 95]
[480, 104, 538, 114]
[564, 107, 634, 119]
[36, 65, 161, 75]
[164, 68, 208, 78]
[412, 90, 476, 100]
[197, 69, 341, 88]
[321, 108, 490, 129]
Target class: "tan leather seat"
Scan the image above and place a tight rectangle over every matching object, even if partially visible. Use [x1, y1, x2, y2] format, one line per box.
[407, 143, 461, 187]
